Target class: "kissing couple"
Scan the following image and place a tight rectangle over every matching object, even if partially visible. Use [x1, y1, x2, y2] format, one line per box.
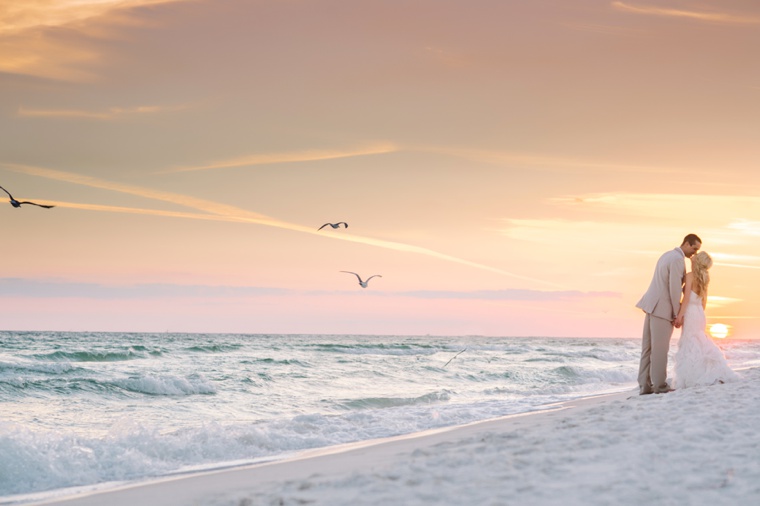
[636, 233, 738, 395]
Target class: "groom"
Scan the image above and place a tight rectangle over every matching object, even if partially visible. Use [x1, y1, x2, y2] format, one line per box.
[636, 234, 701, 395]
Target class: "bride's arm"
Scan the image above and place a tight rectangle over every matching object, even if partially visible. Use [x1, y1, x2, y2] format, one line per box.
[676, 273, 694, 322]
[703, 288, 708, 310]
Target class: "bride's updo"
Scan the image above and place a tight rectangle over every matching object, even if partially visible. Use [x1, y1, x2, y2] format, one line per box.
[691, 251, 713, 297]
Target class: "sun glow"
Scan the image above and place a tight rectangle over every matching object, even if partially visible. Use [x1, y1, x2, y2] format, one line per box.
[709, 323, 730, 339]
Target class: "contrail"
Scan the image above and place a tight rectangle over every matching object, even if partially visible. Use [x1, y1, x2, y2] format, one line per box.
[162, 143, 398, 173]
[3, 163, 560, 286]
[611, 1, 760, 24]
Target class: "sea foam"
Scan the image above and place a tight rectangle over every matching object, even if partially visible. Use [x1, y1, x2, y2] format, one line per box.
[2, 332, 758, 501]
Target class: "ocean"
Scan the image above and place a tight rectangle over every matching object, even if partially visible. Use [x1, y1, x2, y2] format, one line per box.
[2, 332, 758, 503]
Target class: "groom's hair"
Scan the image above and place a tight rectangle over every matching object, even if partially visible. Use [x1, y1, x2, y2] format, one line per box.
[682, 233, 702, 246]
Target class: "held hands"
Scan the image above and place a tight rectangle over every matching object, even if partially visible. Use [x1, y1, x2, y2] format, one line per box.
[673, 314, 684, 328]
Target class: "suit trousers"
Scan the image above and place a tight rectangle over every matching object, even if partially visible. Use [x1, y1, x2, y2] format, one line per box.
[638, 313, 674, 393]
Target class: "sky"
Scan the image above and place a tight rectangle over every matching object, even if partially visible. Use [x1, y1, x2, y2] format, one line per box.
[1, 0, 760, 338]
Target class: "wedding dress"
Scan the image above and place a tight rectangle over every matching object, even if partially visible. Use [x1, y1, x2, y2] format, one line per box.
[672, 291, 738, 389]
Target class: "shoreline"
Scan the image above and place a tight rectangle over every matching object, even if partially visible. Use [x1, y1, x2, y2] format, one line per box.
[24, 388, 636, 506]
[16, 367, 760, 505]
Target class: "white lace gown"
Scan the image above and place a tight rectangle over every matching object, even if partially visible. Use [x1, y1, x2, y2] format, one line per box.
[672, 291, 739, 389]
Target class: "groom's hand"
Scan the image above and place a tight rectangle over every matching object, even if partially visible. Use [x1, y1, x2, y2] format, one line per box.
[674, 315, 684, 328]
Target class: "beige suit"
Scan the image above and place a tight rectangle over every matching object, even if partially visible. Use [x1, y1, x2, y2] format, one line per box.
[636, 247, 685, 393]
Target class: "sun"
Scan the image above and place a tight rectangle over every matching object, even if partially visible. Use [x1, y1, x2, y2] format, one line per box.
[709, 323, 729, 339]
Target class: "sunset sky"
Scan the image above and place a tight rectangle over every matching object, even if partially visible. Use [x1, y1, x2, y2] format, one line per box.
[2, 0, 760, 338]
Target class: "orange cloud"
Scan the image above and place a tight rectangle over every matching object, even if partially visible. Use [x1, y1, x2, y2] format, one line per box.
[0, 31, 99, 81]
[1, 0, 183, 35]
[17, 104, 189, 120]
[551, 193, 760, 221]
[0, 0, 188, 81]
[611, 1, 760, 24]
[418, 145, 685, 174]
[707, 296, 742, 308]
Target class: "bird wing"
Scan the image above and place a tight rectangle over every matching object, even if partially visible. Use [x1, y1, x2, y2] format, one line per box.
[318, 223, 329, 230]
[365, 275, 382, 282]
[20, 201, 55, 208]
[0, 185, 13, 199]
[340, 271, 363, 282]
[338, 222, 348, 228]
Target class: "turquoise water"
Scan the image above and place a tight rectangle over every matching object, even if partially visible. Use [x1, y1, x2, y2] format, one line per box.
[1, 332, 757, 502]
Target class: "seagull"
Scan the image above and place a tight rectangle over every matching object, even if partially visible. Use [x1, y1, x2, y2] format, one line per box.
[318, 222, 348, 231]
[0, 185, 55, 209]
[340, 271, 382, 288]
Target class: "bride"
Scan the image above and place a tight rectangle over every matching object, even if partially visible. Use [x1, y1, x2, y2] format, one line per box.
[671, 251, 738, 389]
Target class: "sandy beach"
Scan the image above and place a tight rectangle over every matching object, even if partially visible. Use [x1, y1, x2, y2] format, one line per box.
[26, 366, 760, 506]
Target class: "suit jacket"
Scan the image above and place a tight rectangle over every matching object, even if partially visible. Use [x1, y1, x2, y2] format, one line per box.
[636, 247, 685, 320]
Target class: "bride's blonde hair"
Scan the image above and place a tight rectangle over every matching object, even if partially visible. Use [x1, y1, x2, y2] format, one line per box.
[691, 251, 713, 297]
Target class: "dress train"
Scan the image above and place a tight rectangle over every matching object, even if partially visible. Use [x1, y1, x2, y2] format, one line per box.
[671, 291, 738, 389]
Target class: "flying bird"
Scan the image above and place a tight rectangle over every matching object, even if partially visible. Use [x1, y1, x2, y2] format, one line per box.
[318, 222, 348, 231]
[340, 271, 382, 288]
[0, 185, 55, 209]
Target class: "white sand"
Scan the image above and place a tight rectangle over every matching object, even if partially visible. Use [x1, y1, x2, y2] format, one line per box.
[32, 367, 760, 506]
